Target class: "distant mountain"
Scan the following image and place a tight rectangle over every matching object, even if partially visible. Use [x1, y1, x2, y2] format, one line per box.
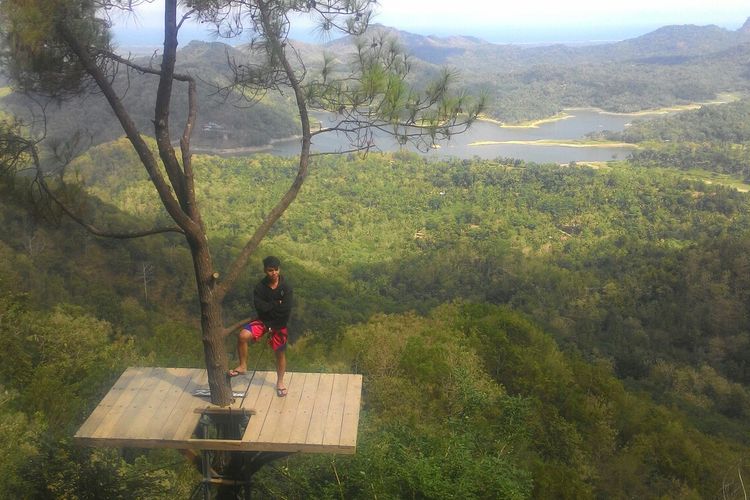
[362, 19, 750, 119]
[4, 18, 750, 147]
[348, 20, 750, 67]
[595, 23, 750, 60]
[334, 24, 489, 64]
[0, 40, 300, 153]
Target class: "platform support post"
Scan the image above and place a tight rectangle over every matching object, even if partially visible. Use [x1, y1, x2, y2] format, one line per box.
[201, 449, 211, 500]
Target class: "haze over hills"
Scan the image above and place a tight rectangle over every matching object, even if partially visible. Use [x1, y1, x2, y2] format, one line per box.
[345, 20, 750, 71]
[4, 18, 750, 152]
[282, 19, 750, 122]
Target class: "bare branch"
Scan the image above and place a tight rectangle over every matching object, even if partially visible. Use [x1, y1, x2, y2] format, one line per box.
[41, 180, 186, 238]
[59, 25, 199, 234]
[216, 0, 316, 301]
[101, 50, 195, 83]
[223, 315, 255, 338]
[2, 122, 184, 238]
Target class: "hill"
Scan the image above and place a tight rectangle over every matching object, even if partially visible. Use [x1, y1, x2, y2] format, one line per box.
[355, 21, 750, 68]
[323, 21, 750, 120]
[593, 96, 750, 180]
[4, 19, 750, 150]
[0, 40, 300, 155]
[1, 144, 750, 496]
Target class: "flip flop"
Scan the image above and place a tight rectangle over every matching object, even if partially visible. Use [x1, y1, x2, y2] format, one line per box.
[276, 387, 288, 397]
[228, 369, 246, 378]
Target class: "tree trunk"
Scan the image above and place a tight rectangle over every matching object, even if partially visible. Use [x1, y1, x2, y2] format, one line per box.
[190, 238, 233, 406]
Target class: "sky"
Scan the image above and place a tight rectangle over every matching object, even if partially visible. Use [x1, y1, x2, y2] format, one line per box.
[112, 0, 750, 48]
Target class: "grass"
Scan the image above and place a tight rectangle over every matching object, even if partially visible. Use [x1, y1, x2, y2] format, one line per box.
[679, 169, 750, 192]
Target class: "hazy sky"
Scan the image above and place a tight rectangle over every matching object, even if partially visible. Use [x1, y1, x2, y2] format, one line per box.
[113, 0, 750, 46]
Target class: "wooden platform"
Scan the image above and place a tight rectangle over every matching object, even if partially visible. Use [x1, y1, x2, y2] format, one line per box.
[74, 367, 363, 454]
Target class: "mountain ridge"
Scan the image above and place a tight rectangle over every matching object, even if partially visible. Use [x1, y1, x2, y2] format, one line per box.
[319, 18, 750, 64]
[5, 17, 750, 149]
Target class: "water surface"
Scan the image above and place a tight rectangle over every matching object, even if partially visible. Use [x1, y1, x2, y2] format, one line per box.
[268, 109, 645, 163]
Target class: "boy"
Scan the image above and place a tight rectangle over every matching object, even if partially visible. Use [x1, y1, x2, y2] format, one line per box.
[230, 256, 293, 397]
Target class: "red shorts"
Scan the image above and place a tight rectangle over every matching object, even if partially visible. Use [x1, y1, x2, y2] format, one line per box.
[245, 320, 288, 351]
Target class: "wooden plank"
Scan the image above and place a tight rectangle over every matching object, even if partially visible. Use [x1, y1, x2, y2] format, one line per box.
[322, 374, 351, 446]
[278, 373, 317, 445]
[186, 438, 256, 450]
[256, 372, 300, 444]
[338, 374, 363, 448]
[104, 368, 166, 439]
[90, 367, 156, 439]
[75, 368, 361, 455]
[304, 373, 335, 445]
[75, 367, 141, 439]
[191, 370, 250, 410]
[159, 369, 206, 440]
[242, 371, 278, 443]
[193, 407, 254, 416]
[74, 435, 355, 453]
[169, 370, 209, 440]
[145, 368, 196, 439]
[121, 368, 183, 439]
[235, 370, 272, 412]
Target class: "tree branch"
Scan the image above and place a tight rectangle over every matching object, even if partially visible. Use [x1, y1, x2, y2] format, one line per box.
[216, 0, 314, 302]
[42, 182, 185, 238]
[26, 139, 185, 238]
[153, 0, 192, 216]
[59, 25, 199, 235]
[223, 316, 255, 337]
[101, 50, 194, 83]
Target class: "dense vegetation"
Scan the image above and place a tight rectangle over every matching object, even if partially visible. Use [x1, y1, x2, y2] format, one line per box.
[2, 132, 749, 496]
[597, 97, 750, 180]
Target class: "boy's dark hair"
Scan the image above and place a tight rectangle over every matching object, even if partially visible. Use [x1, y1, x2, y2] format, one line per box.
[263, 255, 281, 269]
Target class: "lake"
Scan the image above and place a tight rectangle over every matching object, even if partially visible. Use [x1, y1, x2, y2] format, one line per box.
[267, 109, 650, 163]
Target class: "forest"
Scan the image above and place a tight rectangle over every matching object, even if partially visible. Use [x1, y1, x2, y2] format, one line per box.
[1, 134, 750, 496]
[597, 96, 750, 180]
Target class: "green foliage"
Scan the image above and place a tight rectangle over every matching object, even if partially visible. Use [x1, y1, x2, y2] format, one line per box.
[20, 441, 193, 499]
[0, 284, 204, 497]
[0, 0, 111, 98]
[0, 292, 139, 433]
[250, 306, 534, 499]
[304, 32, 484, 150]
[598, 98, 750, 179]
[2, 110, 750, 495]
[67, 143, 750, 400]
[0, 395, 45, 497]
[452, 303, 745, 498]
[610, 98, 750, 144]
[253, 303, 749, 498]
